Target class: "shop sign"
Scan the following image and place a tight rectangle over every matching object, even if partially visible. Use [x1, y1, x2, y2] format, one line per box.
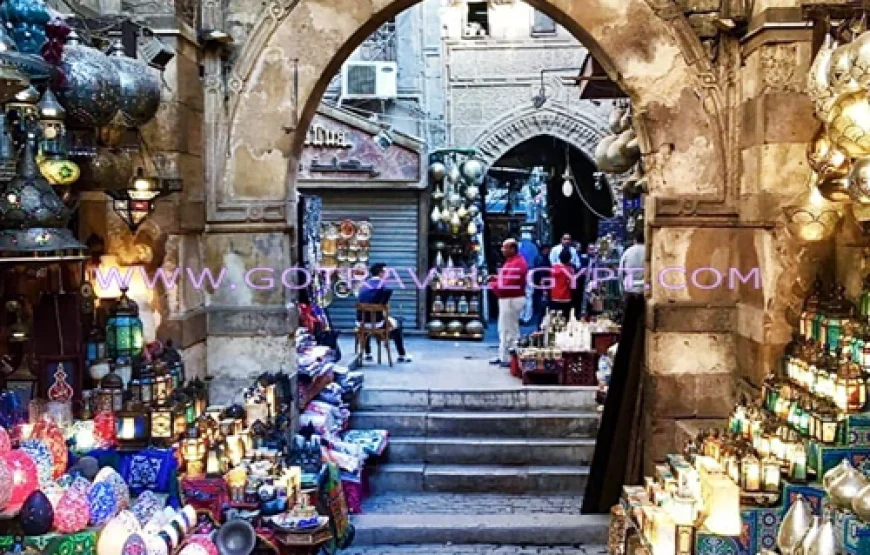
[304, 124, 353, 149]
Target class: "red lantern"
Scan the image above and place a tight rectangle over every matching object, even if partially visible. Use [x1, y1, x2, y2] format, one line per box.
[0, 427, 10, 455]
[3, 450, 38, 508]
[94, 410, 117, 448]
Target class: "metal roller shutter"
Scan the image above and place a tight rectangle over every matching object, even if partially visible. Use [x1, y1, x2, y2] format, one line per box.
[319, 190, 421, 332]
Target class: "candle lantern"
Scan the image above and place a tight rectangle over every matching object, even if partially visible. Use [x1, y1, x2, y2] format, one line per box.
[190, 379, 208, 417]
[96, 368, 125, 413]
[789, 442, 808, 482]
[169, 363, 184, 390]
[835, 347, 866, 413]
[150, 405, 175, 444]
[801, 277, 824, 341]
[173, 404, 187, 439]
[116, 403, 150, 449]
[94, 410, 116, 448]
[114, 357, 133, 389]
[741, 454, 761, 492]
[154, 374, 171, 405]
[181, 434, 206, 478]
[762, 456, 781, 493]
[129, 379, 142, 403]
[85, 325, 107, 363]
[205, 444, 228, 476]
[105, 288, 144, 360]
[226, 434, 245, 467]
[758, 432, 772, 459]
[861, 274, 870, 319]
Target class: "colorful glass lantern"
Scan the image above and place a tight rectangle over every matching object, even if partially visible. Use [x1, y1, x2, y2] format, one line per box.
[105, 288, 144, 360]
[72, 419, 96, 452]
[3, 449, 38, 507]
[94, 410, 117, 448]
[85, 324, 107, 363]
[824, 286, 854, 353]
[97, 368, 125, 413]
[836, 344, 866, 413]
[116, 403, 150, 449]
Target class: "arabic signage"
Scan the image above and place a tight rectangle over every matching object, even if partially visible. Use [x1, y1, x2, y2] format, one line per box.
[299, 110, 421, 184]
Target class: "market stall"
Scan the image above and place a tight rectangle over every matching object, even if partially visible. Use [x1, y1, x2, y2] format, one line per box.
[606, 279, 870, 555]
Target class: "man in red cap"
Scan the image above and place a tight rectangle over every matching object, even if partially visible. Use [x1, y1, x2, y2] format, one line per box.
[489, 238, 529, 368]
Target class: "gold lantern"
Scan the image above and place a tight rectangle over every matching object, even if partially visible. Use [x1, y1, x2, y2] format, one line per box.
[741, 454, 761, 492]
[835, 350, 866, 413]
[762, 456, 781, 493]
[151, 405, 174, 443]
[828, 91, 870, 158]
[182, 434, 207, 477]
[96, 368, 125, 413]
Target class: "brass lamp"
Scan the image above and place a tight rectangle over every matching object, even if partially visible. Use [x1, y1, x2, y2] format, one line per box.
[151, 404, 174, 443]
[96, 367, 125, 413]
[182, 431, 207, 478]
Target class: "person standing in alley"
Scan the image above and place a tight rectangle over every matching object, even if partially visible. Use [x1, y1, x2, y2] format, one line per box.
[489, 238, 529, 368]
[549, 233, 580, 267]
[619, 227, 646, 299]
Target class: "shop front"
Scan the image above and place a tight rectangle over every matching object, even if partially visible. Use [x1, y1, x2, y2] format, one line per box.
[298, 104, 426, 332]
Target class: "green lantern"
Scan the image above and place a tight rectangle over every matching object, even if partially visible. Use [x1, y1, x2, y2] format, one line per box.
[105, 287, 144, 360]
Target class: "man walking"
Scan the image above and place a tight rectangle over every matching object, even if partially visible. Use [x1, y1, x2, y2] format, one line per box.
[489, 239, 528, 368]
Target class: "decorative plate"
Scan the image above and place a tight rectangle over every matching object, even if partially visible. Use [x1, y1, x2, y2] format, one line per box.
[356, 221, 372, 240]
[339, 219, 356, 239]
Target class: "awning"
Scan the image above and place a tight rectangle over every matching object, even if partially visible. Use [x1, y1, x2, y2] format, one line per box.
[575, 54, 627, 100]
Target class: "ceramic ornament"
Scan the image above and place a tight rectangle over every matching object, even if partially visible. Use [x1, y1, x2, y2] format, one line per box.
[19, 439, 54, 487]
[131, 490, 163, 526]
[54, 483, 90, 533]
[88, 480, 118, 526]
[19, 490, 54, 536]
[95, 466, 130, 511]
[121, 533, 148, 555]
[0, 427, 11, 455]
[3, 449, 39, 508]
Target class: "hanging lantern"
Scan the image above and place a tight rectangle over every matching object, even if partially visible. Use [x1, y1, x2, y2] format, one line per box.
[105, 287, 144, 360]
[56, 31, 121, 128]
[106, 41, 160, 128]
[106, 167, 180, 232]
[835, 350, 866, 413]
[5, 85, 40, 129]
[827, 91, 870, 157]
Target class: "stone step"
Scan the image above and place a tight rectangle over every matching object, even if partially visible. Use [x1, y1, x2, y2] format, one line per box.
[367, 463, 590, 493]
[350, 410, 599, 438]
[351, 513, 609, 546]
[387, 436, 596, 466]
[353, 387, 598, 412]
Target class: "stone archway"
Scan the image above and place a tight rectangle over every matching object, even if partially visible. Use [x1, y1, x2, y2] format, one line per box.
[471, 103, 607, 169]
[201, 0, 738, 468]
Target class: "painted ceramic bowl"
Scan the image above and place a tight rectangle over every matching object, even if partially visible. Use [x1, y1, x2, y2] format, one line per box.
[20, 439, 54, 487]
[95, 466, 130, 510]
[88, 480, 118, 526]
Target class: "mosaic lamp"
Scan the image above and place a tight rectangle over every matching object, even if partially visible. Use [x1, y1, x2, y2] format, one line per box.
[105, 288, 144, 360]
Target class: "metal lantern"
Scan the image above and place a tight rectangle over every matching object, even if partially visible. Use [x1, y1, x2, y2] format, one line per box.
[835, 350, 866, 413]
[107, 41, 160, 127]
[97, 369, 125, 413]
[116, 403, 150, 449]
[181, 434, 206, 478]
[801, 278, 824, 342]
[3, 354, 38, 406]
[85, 324, 107, 363]
[107, 167, 181, 232]
[150, 405, 174, 443]
[105, 287, 144, 360]
[56, 31, 121, 128]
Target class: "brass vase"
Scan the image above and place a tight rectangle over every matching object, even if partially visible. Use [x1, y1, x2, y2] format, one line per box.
[777, 495, 812, 554]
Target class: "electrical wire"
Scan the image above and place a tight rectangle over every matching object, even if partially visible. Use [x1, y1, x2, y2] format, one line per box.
[570, 177, 617, 221]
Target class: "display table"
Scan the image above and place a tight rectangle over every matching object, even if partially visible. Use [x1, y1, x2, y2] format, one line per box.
[0, 530, 97, 554]
[272, 524, 333, 555]
[516, 350, 597, 386]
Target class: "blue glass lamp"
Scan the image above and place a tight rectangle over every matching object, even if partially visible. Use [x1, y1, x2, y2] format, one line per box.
[105, 287, 143, 360]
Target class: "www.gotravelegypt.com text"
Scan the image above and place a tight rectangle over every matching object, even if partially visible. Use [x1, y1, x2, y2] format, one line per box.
[91, 265, 762, 292]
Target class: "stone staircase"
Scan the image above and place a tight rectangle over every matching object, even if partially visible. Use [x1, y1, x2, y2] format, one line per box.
[349, 386, 609, 546]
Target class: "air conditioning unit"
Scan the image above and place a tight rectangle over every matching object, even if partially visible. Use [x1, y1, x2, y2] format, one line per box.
[341, 61, 398, 100]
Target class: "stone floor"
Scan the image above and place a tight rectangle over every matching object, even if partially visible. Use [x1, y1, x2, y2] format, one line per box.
[340, 545, 607, 554]
[361, 493, 583, 515]
[338, 335, 531, 389]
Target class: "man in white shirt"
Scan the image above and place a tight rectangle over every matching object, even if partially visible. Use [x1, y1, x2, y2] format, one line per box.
[549, 233, 580, 268]
[619, 230, 646, 295]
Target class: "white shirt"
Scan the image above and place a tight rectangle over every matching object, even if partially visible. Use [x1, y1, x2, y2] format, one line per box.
[619, 244, 646, 293]
[549, 244, 580, 267]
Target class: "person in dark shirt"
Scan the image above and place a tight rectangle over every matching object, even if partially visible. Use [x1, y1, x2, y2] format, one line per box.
[356, 263, 413, 363]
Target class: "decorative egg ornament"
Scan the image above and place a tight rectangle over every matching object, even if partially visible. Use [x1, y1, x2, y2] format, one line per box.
[88, 480, 118, 526]
[20, 439, 54, 486]
[95, 465, 130, 510]
[0, 457, 11, 509]
[132, 490, 163, 526]
[19, 490, 54, 536]
[0, 427, 11, 455]
[97, 512, 137, 555]
[142, 534, 168, 555]
[55, 484, 90, 533]
[36, 423, 68, 479]
[3, 449, 38, 507]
